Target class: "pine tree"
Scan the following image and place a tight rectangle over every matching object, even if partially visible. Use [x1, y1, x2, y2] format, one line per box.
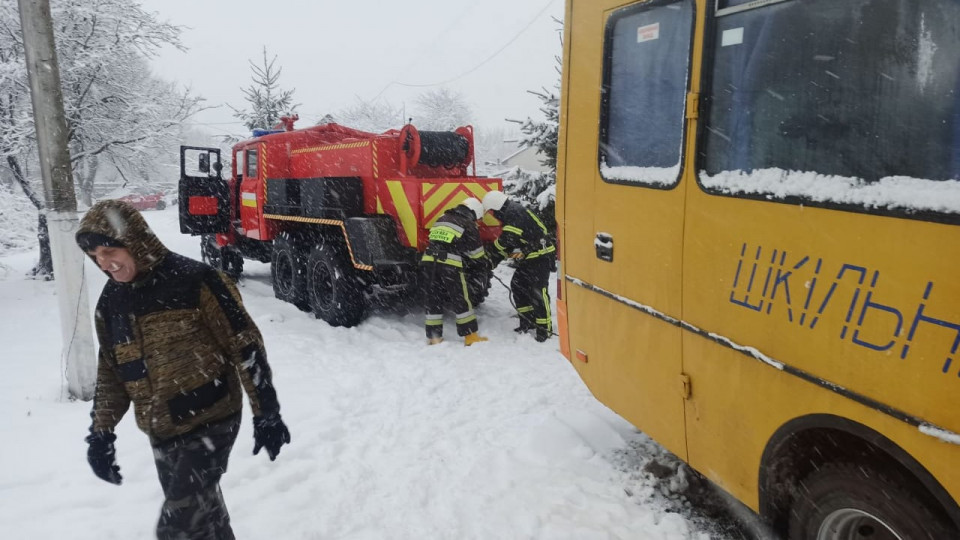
[503, 85, 559, 239]
[230, 47, 298, 131]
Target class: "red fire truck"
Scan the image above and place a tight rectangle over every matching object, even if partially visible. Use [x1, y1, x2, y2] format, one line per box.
[179, 117, 502, 327]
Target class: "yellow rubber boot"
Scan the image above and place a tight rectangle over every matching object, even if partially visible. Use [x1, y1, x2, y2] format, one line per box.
[427, 337, 444, 345]
[464, 332, 489, 346]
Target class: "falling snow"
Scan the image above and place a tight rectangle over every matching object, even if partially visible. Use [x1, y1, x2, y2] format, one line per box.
[0, 207, 732, 539]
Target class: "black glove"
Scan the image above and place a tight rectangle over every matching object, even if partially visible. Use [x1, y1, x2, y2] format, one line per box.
[85, 431, 122, 485]
[253, 414, 291, 461]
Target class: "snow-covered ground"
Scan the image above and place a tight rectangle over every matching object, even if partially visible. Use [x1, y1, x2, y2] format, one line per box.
[0, 207, 740, 539]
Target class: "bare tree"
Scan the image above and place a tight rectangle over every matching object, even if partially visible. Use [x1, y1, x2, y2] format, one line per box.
[336, 97, 403, 133]
[413, 88, 472, 131]
[0, 0, 204, 276]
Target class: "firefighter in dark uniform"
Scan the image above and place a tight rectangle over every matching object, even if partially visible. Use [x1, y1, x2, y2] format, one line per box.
[482, 191, 556, 342]
[422, 197, 489, 346]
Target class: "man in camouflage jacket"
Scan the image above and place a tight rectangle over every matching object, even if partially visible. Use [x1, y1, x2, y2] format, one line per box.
[76, 200, 291, 540]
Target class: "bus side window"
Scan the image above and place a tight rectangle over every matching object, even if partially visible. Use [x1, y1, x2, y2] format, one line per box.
[703, 0, 960, 185]
[599, 0, 693, 186]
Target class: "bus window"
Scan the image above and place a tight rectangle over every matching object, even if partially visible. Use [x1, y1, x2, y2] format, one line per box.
[600, 0, 693, 187]
[701, 0, 960, 212]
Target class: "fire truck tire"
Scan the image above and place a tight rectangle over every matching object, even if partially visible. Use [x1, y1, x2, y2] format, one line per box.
[271, 232, 308, 310]
[306, 240, 365, 327]
[200, 235, 221, 267]
[787, 462, 956, 540]
[201, 234, 243, 281]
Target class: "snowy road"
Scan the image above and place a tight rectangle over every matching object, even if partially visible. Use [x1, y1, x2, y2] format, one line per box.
[0, 207, 733, 539]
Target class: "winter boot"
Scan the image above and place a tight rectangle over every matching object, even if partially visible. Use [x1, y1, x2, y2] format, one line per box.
[514, 320, 533, 333]
[428, 337, 444, 345]
[464, 333, 489, 346]
[535, 327, 550, 342]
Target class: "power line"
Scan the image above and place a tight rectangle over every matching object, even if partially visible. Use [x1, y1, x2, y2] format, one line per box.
[376, 0, 558, 93]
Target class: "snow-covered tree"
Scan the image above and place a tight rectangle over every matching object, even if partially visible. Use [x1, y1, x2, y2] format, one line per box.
[230, 47, 298, 131]
[336, 98, 403, 133]
[412, 88, 472, 131]
[0, 0, 204, 276]
[503, 85, 559, 238]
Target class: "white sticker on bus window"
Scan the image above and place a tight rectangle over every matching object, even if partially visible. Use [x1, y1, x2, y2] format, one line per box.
[721, 27, 744, 47]
[637, 23, 660, 43]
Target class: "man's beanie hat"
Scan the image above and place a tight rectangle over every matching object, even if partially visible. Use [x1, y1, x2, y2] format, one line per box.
[76, 232, 125, 252]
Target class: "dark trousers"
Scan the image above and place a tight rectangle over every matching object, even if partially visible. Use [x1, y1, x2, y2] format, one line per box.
[424, 262, 478, 339]
[511, 257, 552, 336]
[153, 415, 240, 540]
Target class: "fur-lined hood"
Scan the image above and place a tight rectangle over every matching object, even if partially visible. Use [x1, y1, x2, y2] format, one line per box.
[76, 199, 169, 280]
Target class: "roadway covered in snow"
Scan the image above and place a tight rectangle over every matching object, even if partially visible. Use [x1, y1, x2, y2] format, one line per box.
[0, 207, 739, 539]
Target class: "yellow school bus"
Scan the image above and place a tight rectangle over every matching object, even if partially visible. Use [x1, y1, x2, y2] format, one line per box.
[555, 0, 960, 537]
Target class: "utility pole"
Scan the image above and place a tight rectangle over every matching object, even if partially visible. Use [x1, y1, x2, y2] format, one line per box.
[18, 0, 96, 400]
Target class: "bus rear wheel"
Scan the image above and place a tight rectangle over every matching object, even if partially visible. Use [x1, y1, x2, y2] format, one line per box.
[788, 463, 955, 540]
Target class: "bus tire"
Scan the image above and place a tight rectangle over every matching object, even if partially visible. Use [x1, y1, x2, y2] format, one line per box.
[306, 239, 365, 327]
[271, 231, 308, 310]
[788, 462, 955, 540]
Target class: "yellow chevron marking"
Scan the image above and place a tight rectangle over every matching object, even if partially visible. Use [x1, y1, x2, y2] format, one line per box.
[291, 141, 370, 155]
[465, 184, 490, 199]
[386, 181, 418, 247]
[376, 195, 384, 214]
[262, 213, 373, 271]
[422, 183, 458, 221]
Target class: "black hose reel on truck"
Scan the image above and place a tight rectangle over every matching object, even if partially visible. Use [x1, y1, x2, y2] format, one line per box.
[399, 124, 473, 170]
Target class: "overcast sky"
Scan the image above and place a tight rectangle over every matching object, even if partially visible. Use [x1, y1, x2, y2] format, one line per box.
[137, 0, 564, 139]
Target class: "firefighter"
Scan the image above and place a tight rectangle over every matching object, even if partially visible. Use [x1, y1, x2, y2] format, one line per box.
[422, 197, 490, 346]
[482, 191, 556, 342]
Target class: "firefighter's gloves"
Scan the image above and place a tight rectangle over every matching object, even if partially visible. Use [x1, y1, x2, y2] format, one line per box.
[86, 431, 123, 485]
[253, 413, 291, 461]
[508, 251, 525, 260]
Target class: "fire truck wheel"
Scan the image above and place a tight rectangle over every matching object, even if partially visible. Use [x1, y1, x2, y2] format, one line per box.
[221, 248, 244, 281]
[202, 235, 243, 281]
[271, 232, 308, 310]
[787, 462, 955, 540]
[200, 235, 221, 268]
[306, 241, 365, 327]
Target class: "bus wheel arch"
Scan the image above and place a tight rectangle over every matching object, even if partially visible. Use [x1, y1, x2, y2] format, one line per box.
[758, 414, 960, 538]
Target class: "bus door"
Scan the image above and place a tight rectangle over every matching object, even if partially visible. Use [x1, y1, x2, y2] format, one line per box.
[562, 0, 696, 457]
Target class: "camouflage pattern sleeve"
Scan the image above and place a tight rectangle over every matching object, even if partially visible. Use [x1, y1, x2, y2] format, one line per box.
[198, 270, 280, 418]
[89, 305, 131, 433]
